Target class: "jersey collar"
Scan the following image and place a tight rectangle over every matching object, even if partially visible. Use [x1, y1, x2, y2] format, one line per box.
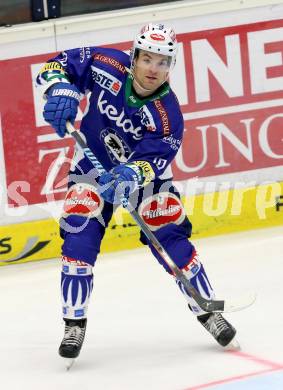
[125, 74, 170, 108]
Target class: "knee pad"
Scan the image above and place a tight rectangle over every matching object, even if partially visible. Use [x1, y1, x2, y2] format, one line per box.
[138, 192, 189, 233]
[61, 256, 93, 319]
[138, 191, 193, 273]
[61, 182, 106, 232]
[60, 183, 113, 265]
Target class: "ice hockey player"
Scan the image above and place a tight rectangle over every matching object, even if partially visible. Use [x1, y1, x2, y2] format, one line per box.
[37, 23, 237, 363]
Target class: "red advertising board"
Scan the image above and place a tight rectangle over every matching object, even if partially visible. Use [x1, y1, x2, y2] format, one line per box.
[0, 20, 283, 207]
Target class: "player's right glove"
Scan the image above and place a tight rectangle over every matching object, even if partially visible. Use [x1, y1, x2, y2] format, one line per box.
[98, 163, 143, 205]
[99, 161, 155, 205]
[43, 82, 81, 137]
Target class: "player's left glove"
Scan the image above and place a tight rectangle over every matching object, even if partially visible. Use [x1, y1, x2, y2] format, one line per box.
[43, 82, 81, 137]
[99, 161, 155, 205]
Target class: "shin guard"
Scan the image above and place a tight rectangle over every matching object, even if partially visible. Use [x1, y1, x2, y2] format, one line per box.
[61, 256, 93, 319]
[175, 251, 215, 315]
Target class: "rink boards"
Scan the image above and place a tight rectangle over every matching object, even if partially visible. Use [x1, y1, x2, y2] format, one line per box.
[1, 0, 283, 265]
[1, 181, 282, 265]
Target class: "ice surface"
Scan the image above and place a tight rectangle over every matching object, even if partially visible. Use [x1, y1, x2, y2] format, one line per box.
[0, 226, 283, 390]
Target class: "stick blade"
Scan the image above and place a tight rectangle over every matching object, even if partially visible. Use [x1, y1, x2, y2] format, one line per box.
[223, 292, 257, 313]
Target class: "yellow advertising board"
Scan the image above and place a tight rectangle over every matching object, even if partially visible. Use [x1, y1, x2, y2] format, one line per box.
[0, 182, 282, 266]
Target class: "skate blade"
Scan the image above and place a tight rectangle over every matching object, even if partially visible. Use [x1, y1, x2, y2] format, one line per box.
[224, 337, 241, 351]
[64, 358, 75, 370]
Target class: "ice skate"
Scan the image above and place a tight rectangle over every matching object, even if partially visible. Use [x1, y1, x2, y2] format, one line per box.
[59, 318, 87, 368]
[197, 312, 239, 349]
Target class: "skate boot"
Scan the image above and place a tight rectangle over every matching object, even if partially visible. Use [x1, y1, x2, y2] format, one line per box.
[59, 318, 87, 359]
[197, 312, 237, 347]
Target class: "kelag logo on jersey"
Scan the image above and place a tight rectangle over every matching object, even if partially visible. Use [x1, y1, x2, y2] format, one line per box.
[100, 128, 131, 163]
[91, 66, 122, 96]
[97, 90, 143, 140]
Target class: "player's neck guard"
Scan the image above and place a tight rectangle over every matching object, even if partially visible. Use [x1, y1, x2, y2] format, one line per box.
[125, 74, 170, 108]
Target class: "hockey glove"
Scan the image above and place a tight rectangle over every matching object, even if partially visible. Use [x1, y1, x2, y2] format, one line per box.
[99, 163, 147, 205]
[43, 82, 81, 137]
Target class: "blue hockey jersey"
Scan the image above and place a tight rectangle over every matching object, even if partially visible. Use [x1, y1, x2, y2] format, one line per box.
[37, 46, 184, 179]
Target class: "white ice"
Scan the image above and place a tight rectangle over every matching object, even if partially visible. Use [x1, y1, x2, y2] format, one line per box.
[0, 226, 283, 390]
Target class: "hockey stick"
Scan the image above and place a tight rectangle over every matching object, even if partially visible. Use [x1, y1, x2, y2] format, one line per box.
[66, 122, 256, 313]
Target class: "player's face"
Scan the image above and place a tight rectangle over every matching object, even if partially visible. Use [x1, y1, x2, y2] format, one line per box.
[133, 50, 170, 95]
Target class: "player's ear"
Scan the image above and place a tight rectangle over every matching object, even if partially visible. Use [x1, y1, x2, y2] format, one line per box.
[164, 71, 170, 81]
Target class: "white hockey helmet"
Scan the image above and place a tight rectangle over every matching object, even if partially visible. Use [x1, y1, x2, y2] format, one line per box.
[131, 23, 178, 70]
